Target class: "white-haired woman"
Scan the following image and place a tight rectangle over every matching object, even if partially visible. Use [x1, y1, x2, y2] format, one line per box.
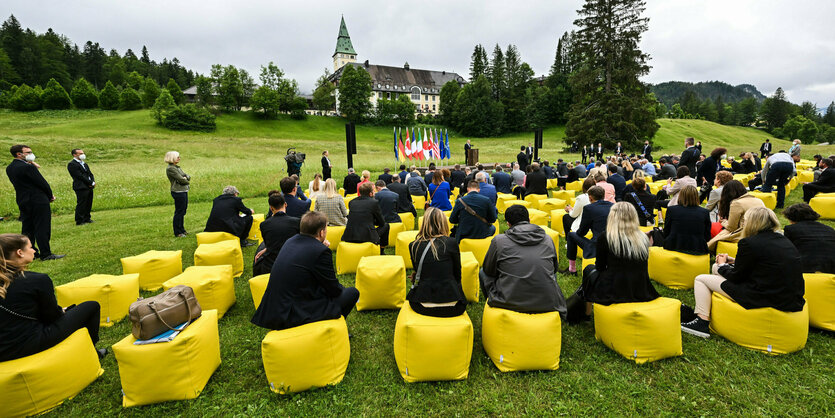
[165, 151, 190, 237]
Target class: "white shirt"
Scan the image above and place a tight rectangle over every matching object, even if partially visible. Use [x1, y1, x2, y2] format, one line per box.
[569, 193, 590, 232]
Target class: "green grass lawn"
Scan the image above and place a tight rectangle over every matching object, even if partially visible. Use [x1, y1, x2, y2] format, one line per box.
[0, 110, 833, 415]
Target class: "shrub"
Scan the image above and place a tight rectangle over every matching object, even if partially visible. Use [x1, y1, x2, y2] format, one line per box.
[119, 87, 142, 110]
[141, 78, 160, 108]
[290, 96, 308, 120]
[41, 78, 72, 109]
[99, 81, 120, 110]
[10, 84, 42, 111]
[70, 78, 99, 109]
[167, 78, 185, 105]
[162, 104, 216, 131]
[151, 89, 176, 124]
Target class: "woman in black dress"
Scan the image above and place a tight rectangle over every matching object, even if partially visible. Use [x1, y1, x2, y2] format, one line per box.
[662, 185, 711, 255]
[0, 234, 105, 361]
[782, 203, 835, 274]
[408, 208, 467, 317]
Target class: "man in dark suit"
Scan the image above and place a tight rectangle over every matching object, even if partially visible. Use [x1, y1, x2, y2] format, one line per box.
[342, 183, 389, 252]
[378, 168, 394, 185]
[6, 145, 63, 260]
[253, 193, 300, 276]
[606, 164, 627, 201]
[423, 163, 436, 185]
[524, 162, 548, 196]
[491, 165, 513, 194]
[204, 185, 255, 246]
[321, 150, 332, 180]
[803, 158, 835, 202]
[526, 143, 534, 163]
[595, 143, 604, 160]
[67, 148, 95, 225]
[759, 139, 772, 159]
[564, 186, 612, 274]
[653, 158, 677, 181]
[342, 168, 361, 196]
[450, 164, 467, 190]
[386, 175, 416, 216]
[641, 141, 653, 162]
[464, 139, 472, 163]
[449, 181, 497, 241]
[374, 180, 401, 224]
[251, 211, 359, 331]
[517, 146, 529, 172]
[680, 137, 701, 175]
[581, 145, 590, 164]
[614, 142, 623, 156]
[398, 164, 409, 183]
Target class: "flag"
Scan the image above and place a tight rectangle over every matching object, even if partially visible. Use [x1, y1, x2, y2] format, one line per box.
[432, 128, 440, 159]
[445, 129, 451, 160]
[415, 128, 423, 161]
[423, 128, 430, 160]
[428, 128, 434, 160]
[393, 127, 398, 161]
[404, 128, 412, 160]
[397, 128, 406, 162]
[439, 129, 446, 160]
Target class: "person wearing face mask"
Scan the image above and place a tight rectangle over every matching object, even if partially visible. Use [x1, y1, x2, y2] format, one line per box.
[67, 148, 95, 225]
[5, 145, 64, 261]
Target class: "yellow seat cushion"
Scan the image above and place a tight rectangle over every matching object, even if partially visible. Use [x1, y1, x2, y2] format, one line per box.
[537, 198, 566, 214]
[797, 170, 814, 183]
[528, 208, 549, 226]
[261, 317, 350, 394]
[809, 196, 835, 219]
[393, 301, 473, 382]
[325, 225, 345, 251]
[395, 230, 420, 269]
[496, 193, 516, 213]
[648, 183, 664, 195]
[163, 265, 236, 318]
[647, 247, 709, 289]
[55, 273, 140, 326]
[0, 329, 103, 417]
[344, 195, 358, 206]
[546, 178, 558, 189]
[582, 257, 596, 271]
[716, 241, 738, 258]
[112, 310, 220, 407]
[335, 242, 379, 274]
[411, 195, 426, 210]
[481, 303, 561, 372]
[524, 193, 549, 205]
[502, 200, 531, 212]
[748, 191, 777, 210]
[550, 209, 567, 236]
[804, 273, 835, 331]
[194, 240, 244, 278]
[195, 231, 238, 246]
[355, 256, 407, 311]
[733, 174, 750, 187]
[398, 212, 415, 230]
[387, 222, 406, 248]
[249, 274, 270, 309]
[593, 297, 683, 364]
[460, 251, 479, 303]
[566, 181, 583, 192]
[538, 225, 560, 253]
[249, 213, 265, 243]
[121, 250, 183, 291]
[459, 237, 494, 267]
[550, 189, 575, 201]
[710, 294, 808, 355]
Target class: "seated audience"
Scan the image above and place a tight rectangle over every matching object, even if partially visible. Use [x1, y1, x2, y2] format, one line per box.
[641, 159, 657, 176]
[738, 152, 757, 174]
[707, 180, 765, 252]
[378, 167, 393, 184]
[427, 171, 452, 211]
[622, 170, 651, 195]
[782, 203, 835, 274]
[251, 212, 360, 331]
[308, 173, 325, 200]
[407, 171, 428, 197]
[342, 183, 389, 253]
[342, 168, 361, 196]
[374, 180, 402, 223]
[423, 164, 436, 185]
[280, 176, 311, 218]
[563, 177, 596, 235]
[204, 185, 254, 246]
[653, 157, 676, 181]
[802, 157, 835, 202]
[449, 181, 497, 241]
[573, 161, 587, 179]
[682, 208, 805, 338]
[314, 179, 348, 226]
[662, 186, 711, 255]
[386, 175, 416, 216]
[407, 208, 467, 317]
[565, 186, 613, 274]
[253, 194, 300, 276]
[398, 164, 409, 183]
[480, 205, 567, 316]
[476, 172, 497, 205]
[656, 166, 697, 208]
[606, 164, 627, 201]
[593, 171, 616, 203]
[450, 164, 466, 190]
[0, 234, 105, 362]
[524, 162, 548, 196]
[622, 177, 656, 226]
[492, 165, 513, 194]
[706, 171, 734, 222]
[621, 160, 635, 181]
[510, 163, 525, 187]
[358, 170, 372, 193]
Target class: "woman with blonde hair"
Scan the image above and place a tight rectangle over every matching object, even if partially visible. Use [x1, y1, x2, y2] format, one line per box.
[315, 178, 348, 226]
[621, 160, 635, 181]
[407, 208, 466, 317]
[356, 170, 371, 193]
[682, 207, 805, 338]
[580, 202, 659, 316]
[165, 151, 190, 237]
[0, 234, 106, 361]
[308, 173, 324, 200]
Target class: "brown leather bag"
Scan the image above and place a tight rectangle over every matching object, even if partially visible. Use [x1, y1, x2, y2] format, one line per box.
[129, 285, 202, 340]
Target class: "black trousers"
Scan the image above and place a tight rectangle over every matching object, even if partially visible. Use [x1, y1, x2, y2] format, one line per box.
[74, 188, 94, 224]
[323, 168, 331, 180]
[237, 215, 254, 244]
[803, 184, 835, 202]
[171, 191, 188, 235]
[19, 202, 52, 258]
[336, 287, 360, 319]
[562, 213, 575, 236]
[39, 301, 100, 354]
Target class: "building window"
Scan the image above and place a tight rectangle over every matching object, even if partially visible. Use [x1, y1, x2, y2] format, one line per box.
[424, 94, 428, 101]
[378, 92, 382, 99]
[411, 87, 420, 101]
[432, 104, 436, 111]
[387, 92, 391, 99]
[415, 104, 420, 111]
[432, 95, 436, 101]
[386, 84, 390, 89]
[351, 55, 355, 59]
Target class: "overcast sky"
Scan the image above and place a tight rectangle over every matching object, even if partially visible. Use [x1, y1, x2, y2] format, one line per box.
[6, 0, 835, 107]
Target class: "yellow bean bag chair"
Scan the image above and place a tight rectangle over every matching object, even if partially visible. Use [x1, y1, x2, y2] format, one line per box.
[398, 212, 415, 230]
[528, 209, 549, 226]
[709, 294, 808, 355]
[733, 174, 750, 187]
[325, 225, 345, 251]
[594, 297, 683, 364]
[249, 274, 270, 309]
[55, 273, 140, 326]
[496, 193, 516, 213]
[550, 189, 575, 202]
[787, 176, 797, 192]
[524, 193, 548, 206]
[163, 265, 236, 318]
[387, 222, 406, 248]
[809, 196, 835, 219]
[582, 257, 596, 271]
[194, 240, 244, 278]
[195, 231, 238, 246]
[797, 170, 814, 183]
[412, 195, 426, 210]
[715, 241, 739, 258]
[748, 191, 777, 210]
[501, 200, 531, 213]
[113, 310, 220, 407]
[537, 198, 566, 214]
[804, 273, 835, 331]
[261, 317, 350, 394]
[648, 183, 664, 195]
[460, 251, 479, 303]
[550, 209, 567, 236]
[355, 256, 407, 311]
[538, 226, 560, 256]
[120, 250, 183, 291]
[546, 178, 558, 189]
[0, 329, 103, 417]
[335, 241, 379, 274]
[393, 301, 473, 382]
[566, 181, 583, 192]
[481, 303, 561, 372]
[647, 247, 709, 289]
[395, 230, 420, 269]
[344, 194, 358, 205]
[249, 213, 265, 243]
[459, 237, 494, 267]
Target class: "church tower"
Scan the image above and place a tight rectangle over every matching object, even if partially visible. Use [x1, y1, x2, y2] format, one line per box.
[333, 16, 357, 72]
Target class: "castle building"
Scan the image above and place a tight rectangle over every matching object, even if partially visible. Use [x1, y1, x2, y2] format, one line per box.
[328, 16, 466, 115]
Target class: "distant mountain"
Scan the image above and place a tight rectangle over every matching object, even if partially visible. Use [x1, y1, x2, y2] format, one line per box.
[650, 81, 766, 107]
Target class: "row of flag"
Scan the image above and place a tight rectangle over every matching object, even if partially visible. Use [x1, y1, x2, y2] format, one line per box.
[393, 127, 452, 162]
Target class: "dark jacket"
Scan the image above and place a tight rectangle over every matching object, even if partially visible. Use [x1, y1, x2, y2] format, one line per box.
[449, 191, 497, 241]
[543, 165, 554, 179]
[576, 200, 614, 243]
[398, 170, 409, 183]
[585, 236, 659, 305]
[342, 173, 361, 195]
[424, 171, 436, 185]
[477, 182, 497, 206]
[680, 146, 701, 176]
[255, 212, 300, 276]
[6, 159, 52, 205]
[662, 205, 711, 255]
[378, 173, 393, 184]
[622, 189, 656, 226]
[642, 144, 653, 160]
[783, 221, 835, 274]
[407, 237, 467, 317]
[342, 196, 387, 244]
[251, 235, 346, 330]
[321, 156, 331, 177]
[0, 272, 64, 361]
[407, 175, 427, 196]
[204, 194, 253, 237]
[656, 164, 677, 180]
[67, 159, 94, 191]
[450, 170, 466, 189]
[808, 167, 835, 191]
[374, 188, 402, 223]
[482, 222, 567, 316]
[524, 169, 548, 196]
[284, 193, 311, 218]
[606, 173, 627, 201]
[718, 231, 805, 312]
[696, 156, 720, 186]
[517, 152, 529, 171]
[387, 181, 414, 213]
[492, 171, 513, 194]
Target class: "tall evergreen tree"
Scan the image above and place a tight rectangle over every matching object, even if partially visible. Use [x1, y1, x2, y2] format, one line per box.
[488, 44, 505, 101]
[140, 78, 160, 108]
[98, 80, 119, 110]
[166, 78, 184, 105]
[41, 77, 71, 109]
[70, 77, 98, 109]
[760, 87, 791, 130]
[823, 101, 835, 127]
[468, 44, 488, 81]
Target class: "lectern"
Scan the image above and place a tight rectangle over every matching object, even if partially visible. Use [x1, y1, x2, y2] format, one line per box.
[466, 148, 478, 166]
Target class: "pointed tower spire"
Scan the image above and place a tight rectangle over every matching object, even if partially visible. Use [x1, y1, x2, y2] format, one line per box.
[334, 16, 356, 56]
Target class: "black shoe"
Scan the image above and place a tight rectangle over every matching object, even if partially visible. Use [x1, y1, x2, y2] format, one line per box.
[85, 219, 94, 224]
[175, 233, 187, 238]
[680, 305, 697, 323]
[681, 317, 711, 338]
[97, 348, 108, 360]
[41, 254, 66, 261]
[241, 241, 256, 248]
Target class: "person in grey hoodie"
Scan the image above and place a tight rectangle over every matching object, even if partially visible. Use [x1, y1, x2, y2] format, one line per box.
[407, 170, 428, 197]
[479, 205, 567, 318]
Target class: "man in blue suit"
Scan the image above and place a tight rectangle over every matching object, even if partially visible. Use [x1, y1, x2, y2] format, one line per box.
[374, 180, 402, 224]
[449, 181, 497, 241]
[491, 165, 513, 194]
[564, 186, 613, 274]
[280, 176, 310, 218]
[476, 172, 497, 205]
[606, 164, 627, 201]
